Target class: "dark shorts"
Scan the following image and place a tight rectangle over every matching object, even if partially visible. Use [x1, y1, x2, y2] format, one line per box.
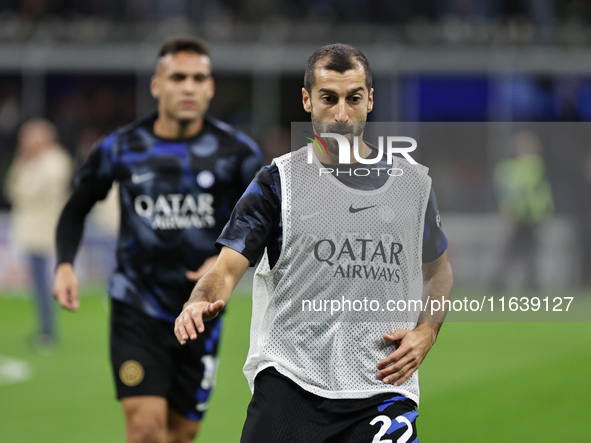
[110, 298, 222, 421]
[241, 367, 419, 443]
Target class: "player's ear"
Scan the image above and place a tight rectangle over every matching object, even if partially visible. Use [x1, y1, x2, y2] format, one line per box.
[150, 75, 159, 99]
[208, 76, 215, 100]
[367, 88, 374, 113]
[302, 88, 311, 113]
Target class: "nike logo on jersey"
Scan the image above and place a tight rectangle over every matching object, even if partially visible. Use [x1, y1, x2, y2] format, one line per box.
[349, 204, 376, 213]
[300, 211, 322, 221]
[131, 172, 156, 184]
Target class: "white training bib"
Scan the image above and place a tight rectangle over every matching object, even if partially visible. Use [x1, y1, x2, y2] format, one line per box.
[244, 147, 431, 405]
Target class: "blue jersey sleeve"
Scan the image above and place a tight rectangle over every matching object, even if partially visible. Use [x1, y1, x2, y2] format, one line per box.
[422, 187, 448, 263]
[216, 164, 281, 266]
[56, 134, 116, 264]
[75, 133, 116, 200]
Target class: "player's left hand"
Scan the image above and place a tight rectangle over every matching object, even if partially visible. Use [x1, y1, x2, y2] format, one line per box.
[376, 325, 437, 386]
[186, 255, 219, 281]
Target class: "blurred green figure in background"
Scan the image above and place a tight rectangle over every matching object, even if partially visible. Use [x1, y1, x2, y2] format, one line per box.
[492, 130, 554, 292]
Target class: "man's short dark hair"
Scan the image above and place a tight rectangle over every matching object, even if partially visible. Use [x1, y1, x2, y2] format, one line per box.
[157, 36, 210, 60]
[304, 43, 372, 93]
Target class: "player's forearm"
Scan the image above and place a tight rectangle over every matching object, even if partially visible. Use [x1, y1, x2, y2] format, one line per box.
[185, 246, 250, 307]
[186, 267, 234, 306]
[416, 250, 453, 339]
[55, 202, 87, 265]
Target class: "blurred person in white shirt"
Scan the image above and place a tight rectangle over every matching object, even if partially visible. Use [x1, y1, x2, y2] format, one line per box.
[5, 118, 73, 351]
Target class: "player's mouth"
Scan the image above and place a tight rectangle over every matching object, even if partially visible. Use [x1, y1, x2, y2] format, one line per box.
[326, 125, 353, 137]
[331, 130, 352, 140]
[180, 101, 197, 109]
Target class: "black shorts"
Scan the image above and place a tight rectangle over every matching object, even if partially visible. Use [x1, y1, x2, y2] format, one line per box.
[241, 367, 418, 443]
[110, 298, 221, 421]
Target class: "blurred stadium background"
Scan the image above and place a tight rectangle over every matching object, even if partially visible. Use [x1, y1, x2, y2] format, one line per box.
[0, 1, 590, 442]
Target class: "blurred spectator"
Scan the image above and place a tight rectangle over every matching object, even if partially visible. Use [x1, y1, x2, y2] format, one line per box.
[492, 130, 554, 292]
[4, 118, 73, 351]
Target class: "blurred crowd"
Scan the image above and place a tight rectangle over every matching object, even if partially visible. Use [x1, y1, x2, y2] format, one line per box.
[0, 0, 588, 24]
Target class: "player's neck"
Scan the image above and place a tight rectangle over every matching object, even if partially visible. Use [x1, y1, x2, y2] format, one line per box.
[153, 116, 204, 140]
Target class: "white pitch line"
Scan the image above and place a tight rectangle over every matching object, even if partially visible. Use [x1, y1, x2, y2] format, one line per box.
[0, 355, 32, 386]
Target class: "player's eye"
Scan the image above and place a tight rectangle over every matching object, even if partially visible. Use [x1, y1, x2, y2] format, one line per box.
[348, 96, 362, 103]
[322, 95, 337, 104]
[170, 74, 186, 82]
[193, 74, 211, 82]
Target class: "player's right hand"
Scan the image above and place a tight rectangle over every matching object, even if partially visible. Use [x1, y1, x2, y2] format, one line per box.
[53, 263, 80, 311]
[174, 300, 225, 345]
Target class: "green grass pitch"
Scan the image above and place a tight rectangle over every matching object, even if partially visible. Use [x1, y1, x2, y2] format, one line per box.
[0, 289, 589, 442]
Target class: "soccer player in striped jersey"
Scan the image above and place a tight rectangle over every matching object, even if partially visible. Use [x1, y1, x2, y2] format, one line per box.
[53, 36, 262, 443]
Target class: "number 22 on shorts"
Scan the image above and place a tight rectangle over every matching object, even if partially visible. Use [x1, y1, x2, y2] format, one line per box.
[370, 414, 413, 443]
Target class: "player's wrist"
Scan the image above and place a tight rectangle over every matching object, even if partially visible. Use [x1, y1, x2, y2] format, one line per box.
[55, 262, 74, 273]
[183, 298, 210, 310]
[414, 322, 439, 344]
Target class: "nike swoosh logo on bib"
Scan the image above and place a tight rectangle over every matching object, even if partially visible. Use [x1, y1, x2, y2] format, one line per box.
[349, 205, 376, 213]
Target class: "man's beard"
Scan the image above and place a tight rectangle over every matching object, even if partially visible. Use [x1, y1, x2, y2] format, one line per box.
[311, 119, 366, 156]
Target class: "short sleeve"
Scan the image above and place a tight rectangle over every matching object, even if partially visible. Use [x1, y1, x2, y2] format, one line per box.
[422, 186, 448, 263]
[216, 165, 281, 266]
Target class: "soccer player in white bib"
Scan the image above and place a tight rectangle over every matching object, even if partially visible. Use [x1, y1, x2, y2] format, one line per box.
[175, 43, 453, 442]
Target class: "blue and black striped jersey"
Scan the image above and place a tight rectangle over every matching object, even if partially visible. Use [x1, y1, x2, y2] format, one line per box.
[57, 113, 263, 322]
[217, 151, 448, 268]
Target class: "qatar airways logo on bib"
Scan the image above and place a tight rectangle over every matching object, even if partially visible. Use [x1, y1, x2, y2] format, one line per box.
[310, 234, 403, 282]
[134, 193, 215, 230]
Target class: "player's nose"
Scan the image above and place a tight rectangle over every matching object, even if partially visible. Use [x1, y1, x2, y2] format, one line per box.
[182, 78, 197, 94]
[334, 100, 349, 122]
